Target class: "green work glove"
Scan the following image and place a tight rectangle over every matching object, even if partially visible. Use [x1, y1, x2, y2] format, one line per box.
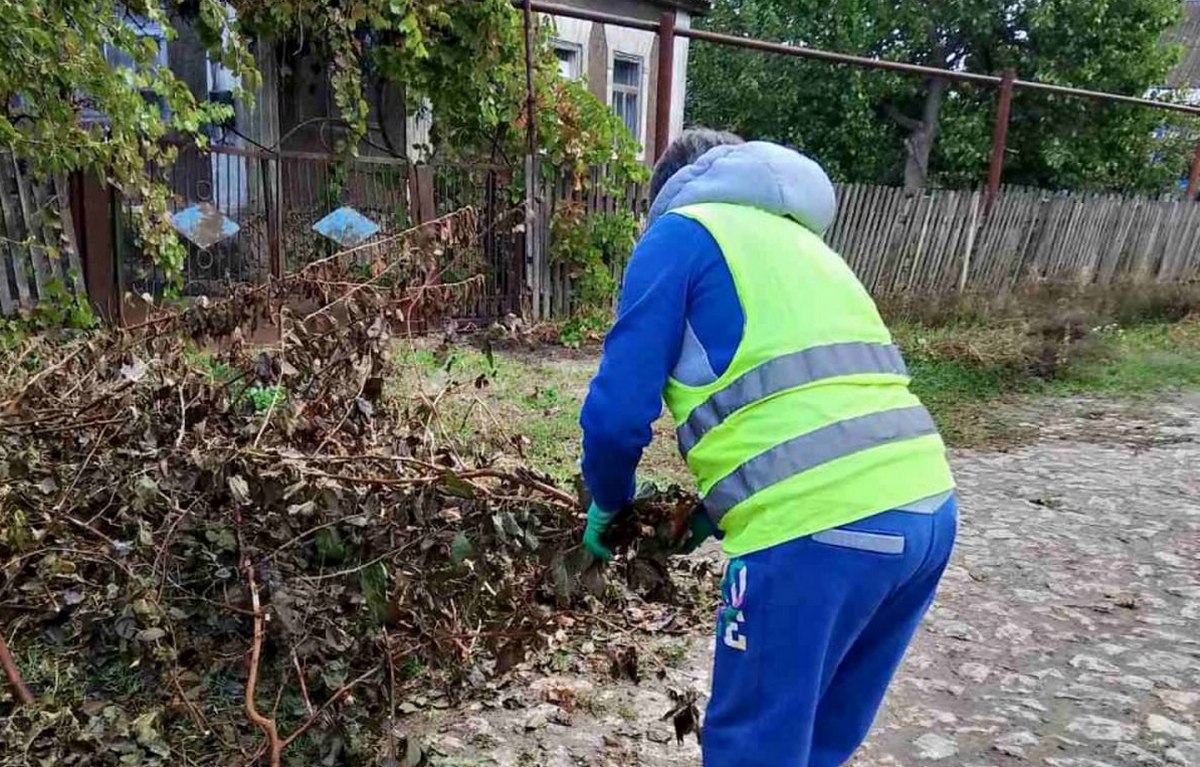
[582, 501, 618, 563]
[680, 506, 719, 554]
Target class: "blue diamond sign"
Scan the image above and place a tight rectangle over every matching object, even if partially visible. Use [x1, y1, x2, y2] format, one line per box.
[313, 206, 380, 248]
[171, 203, 240, 249]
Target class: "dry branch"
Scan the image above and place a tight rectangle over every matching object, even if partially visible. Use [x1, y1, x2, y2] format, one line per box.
[243, 562, 282, 767]
[0, 631, 34, 706]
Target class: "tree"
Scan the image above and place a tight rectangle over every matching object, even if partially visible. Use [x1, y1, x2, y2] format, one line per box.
[686, 0, 909, 184]
[687, 0, 1192, 193]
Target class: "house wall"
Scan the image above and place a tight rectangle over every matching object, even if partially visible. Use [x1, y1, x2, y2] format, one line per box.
[587, 24, 608, 104]
[165, 1, 696, 166]
[545, 2, 694, 161]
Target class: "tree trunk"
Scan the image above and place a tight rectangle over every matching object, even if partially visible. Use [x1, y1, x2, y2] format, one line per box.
[903, 75, 949, 191]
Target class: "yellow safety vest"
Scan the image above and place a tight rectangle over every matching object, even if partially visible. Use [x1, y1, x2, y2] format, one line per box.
[663, 203, 955, 556]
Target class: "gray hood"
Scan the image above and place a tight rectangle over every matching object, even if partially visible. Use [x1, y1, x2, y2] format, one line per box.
[647, 141, 837, 237]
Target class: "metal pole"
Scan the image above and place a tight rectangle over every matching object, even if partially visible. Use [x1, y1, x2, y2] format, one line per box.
[985, 70, 1016, 216]
[521, 0, 539, 320]
[522, 0, 537, 156]
[518, 1, 659, 31]
[519, 1, 1200, 118]
[654, 10, 676, 162]
[1188, 141, 1200, 200]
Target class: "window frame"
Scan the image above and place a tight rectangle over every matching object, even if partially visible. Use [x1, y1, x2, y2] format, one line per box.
[551, 39, 584, 81]
[610, 53, 644, 143]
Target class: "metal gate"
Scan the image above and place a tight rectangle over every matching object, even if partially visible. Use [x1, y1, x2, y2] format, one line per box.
[116, 144, 524, 322]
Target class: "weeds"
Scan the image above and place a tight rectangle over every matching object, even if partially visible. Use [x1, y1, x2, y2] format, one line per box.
[655, 640, 691, 669]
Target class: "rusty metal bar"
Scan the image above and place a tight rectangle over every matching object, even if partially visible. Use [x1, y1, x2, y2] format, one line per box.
[523, 1, 1200, 118]
[1188, 141, 1200, 199]
[653, 11, 676, 162]
[522, 0, 537, 156]
[682, 27, 1001, 87]
[985, 70, 1016, 216]
[520, 1, 659, 31]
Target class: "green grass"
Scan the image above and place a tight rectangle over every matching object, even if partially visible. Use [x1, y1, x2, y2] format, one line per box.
[1043, 322, 1200, 395]
[387, 319, 1200, 478]
[894, 320, 1200, 446]
[392, 342, 593, 483]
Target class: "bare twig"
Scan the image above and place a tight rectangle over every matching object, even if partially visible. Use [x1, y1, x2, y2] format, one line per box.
[279, 665, 380, 750]
[176, 383, 188, 449]
[0, 342, 87, 410]
[298, 209, 473, 274]
[384, 631, 397, 761]
[0, 630, 35, 706]
[172, 668, 213, 737]
[310, 362, 369, 455]
[242, 562, 282, 767]
[291, 650, 315, 718]
[298, 467, 576, 508]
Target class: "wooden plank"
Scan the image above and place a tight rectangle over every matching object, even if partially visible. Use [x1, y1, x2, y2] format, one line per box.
[1059, 193, 1089, 281]
[28, 176, 64, 288]
[941, 191, 973, 290]
[0, 157, 33, 308]
[905, 191, 938, 292]
[860, 186, 890, 290]
[841, 184, 865, 270]
[913, 190, 942, 292]
[52, 175, 86, 298]
[1028, 194, 1063, 281]
[1070, 193, 1095, 279]
[836, 183, 862, 259]
[927, 192, 963, 291]
[877, 185, 903, 291]
[958, 192, 980, 292]
[1164, 200, 1199, 280]
[997, 190, 1034, 289]
[857, 185, 886, 288]
[828, 184, 848, 253]
[1009, 191, 1044, 290]
[1178, 202, 1200, 278]
[1100, 197, 1139, 284]
[1079, 195, 1114, 284]
[849, 182, 878, 273]
[1134, 201, 1167, 281]
[886, 191, 922, 294]
[838, 184, 864, 267]
[0, 185, 14, 315]
[874, 186, 906, 293]
[990, 190, 1027, 288]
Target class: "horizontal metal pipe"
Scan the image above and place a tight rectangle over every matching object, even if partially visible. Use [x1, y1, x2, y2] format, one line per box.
[1014, 80, 1200, 116]
[524, 0, 1200, 118]
[522, 1, 659, 31]
[681, 27, 1002, 86]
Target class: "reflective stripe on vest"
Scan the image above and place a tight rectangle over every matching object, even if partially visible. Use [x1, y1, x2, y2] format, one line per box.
[676, 341, 909, 455]
[703, 405, 938, 522]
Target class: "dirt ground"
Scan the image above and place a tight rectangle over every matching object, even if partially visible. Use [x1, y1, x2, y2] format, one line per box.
[399, 392, 1200, 767]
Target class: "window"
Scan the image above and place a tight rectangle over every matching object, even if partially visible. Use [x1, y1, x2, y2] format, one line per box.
[552, 41, 582, 80]
[102, 15, 170, 120]
[611, 55, 642, 141]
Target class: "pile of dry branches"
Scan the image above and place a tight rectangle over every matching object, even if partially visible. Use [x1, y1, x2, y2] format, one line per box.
[0, 210, 696, 766]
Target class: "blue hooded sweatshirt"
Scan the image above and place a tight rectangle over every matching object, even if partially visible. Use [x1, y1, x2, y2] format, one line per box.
[580, 142, 837, 512]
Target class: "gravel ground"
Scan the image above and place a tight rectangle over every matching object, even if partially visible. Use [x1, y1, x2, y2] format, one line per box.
[412, 394, 1200, 767]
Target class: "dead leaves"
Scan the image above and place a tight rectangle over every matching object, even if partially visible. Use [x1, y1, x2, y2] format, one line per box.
[662, 689, 702, 746]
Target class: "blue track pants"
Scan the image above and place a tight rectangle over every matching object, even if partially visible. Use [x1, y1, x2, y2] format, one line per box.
[703, 494, 958, 767]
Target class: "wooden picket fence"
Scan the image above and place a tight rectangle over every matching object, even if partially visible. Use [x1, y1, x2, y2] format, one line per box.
[526, 169, 648, 321]
[829, 185, 1200, 296]
[0, 153, 85, 317]
[5, 150, 1200, 322]
[528, 182, 1200, 319]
